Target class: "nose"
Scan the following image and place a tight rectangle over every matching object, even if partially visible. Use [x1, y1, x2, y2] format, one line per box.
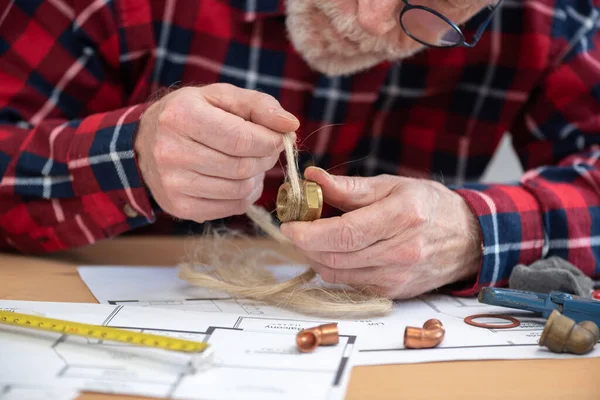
[356, 0, 400, 36]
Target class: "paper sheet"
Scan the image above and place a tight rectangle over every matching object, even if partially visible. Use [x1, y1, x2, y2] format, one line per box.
[79, 265, 600, 366]
[0, 300, 365, 400]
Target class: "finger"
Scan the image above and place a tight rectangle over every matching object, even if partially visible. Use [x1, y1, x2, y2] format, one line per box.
[161, 95, 293, 158]
[303, 167, 397, 212]
[312, 263, 426, 300]
[311, 262, 387, 286]
[173, 182, 263, 222]
[301, 238, 421, 269]
[365, 279, 434, 300]
[202, 83, 300, 133]
[190, 108, 291, 157]
[167, 142, 279, 180]
[280, 204, 393, 252]
[169, 171, 265, 200]
[195, 150, 280, 180]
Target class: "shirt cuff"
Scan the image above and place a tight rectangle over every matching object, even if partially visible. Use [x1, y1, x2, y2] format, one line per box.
[448, 183, 545, 296]
[68, 104, 156, 238]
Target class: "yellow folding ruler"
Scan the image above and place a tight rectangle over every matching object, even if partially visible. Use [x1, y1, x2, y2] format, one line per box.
[0, 310, 212, 369]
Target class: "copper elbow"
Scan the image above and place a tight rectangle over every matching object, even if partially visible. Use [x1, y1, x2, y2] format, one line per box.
[539, 310, 599, 355]
[296, 323, 339, 353]
[404, 319, 445, 349]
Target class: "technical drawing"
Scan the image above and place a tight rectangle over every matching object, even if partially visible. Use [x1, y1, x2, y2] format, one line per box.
[356, 294, 548, 353]
[99, 289, 558, 360]
[76, 266, 600, 368]
[0, 301, 356, 400]
[108, 298, 273, 316]
[0, 384, 79, 400]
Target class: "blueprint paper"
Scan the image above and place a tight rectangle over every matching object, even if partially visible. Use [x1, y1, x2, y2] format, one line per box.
[79, 266, 600, 366]
[0, 300, 366, 400]
[79, 265, 322, 316]
[0, 385, 79, 400]
[77, 265, 231, 302]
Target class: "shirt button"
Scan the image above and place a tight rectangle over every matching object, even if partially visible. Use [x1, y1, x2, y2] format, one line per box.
[123, 204, 138, 218]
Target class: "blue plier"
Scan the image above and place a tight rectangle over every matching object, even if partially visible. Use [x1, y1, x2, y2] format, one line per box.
[478, 287, 600, 327]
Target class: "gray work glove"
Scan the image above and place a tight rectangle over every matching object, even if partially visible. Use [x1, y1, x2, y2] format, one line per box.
[508, 256, 593, 298]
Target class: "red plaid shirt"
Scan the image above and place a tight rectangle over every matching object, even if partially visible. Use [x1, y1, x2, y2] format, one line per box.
[1, 0, 600, 294]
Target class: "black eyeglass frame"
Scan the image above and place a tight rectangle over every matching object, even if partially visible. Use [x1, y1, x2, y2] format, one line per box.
[399, 0, 504, 49]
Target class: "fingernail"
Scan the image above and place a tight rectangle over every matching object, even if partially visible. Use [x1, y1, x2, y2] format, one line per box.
[275, 109, 299, 123]
[312, 167, 329, 175]
[307, 166, 331, 179]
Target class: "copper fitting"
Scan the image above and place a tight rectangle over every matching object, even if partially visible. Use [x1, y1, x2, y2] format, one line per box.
[404, 319, 445, 349]
[539, 310, 599, 355]
[296, 323, 339, 353]
[276, 180, 323, 222]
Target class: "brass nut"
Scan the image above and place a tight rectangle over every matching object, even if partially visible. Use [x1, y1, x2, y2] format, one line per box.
[276, 180, 323, 222]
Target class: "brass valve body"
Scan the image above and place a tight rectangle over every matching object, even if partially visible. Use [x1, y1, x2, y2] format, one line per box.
[276, 180, 323, 222]
[539, 310, 599, 355]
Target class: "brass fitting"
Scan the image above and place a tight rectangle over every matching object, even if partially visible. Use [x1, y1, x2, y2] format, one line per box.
[296, 323, 339, 353]
[404, 319, 445, 349]
[276, 180, 323, 222]
[539, 310, 599, 355]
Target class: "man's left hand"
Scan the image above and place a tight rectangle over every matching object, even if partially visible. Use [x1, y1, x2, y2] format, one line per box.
[279, 167, 482, 299]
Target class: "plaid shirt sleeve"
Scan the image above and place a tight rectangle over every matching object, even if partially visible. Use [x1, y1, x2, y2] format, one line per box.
[0, 3, 155, 253]
[451, 9, 600, 295]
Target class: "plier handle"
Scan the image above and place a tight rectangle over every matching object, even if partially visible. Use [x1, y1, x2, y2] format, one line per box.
[478, 287, 600, 327]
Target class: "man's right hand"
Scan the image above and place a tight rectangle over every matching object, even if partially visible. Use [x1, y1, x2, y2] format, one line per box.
[135, 83, 299, 222]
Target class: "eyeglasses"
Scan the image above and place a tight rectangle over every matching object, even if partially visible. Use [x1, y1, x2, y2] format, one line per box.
[399, 0, 503, 48]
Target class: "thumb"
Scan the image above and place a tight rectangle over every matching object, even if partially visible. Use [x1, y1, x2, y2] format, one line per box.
[304, 167, 391, 212]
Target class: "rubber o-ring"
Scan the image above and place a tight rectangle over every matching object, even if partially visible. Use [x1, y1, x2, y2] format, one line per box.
[464, 314, 520, 329]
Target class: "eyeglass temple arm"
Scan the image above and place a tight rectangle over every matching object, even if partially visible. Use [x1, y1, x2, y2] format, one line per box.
[465, 0, 504, 47]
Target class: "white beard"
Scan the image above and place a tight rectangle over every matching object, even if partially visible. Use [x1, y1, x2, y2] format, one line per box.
[284, 0, 422, 76]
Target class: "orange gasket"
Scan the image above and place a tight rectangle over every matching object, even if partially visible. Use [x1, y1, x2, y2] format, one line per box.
[464, 314, 520, 329]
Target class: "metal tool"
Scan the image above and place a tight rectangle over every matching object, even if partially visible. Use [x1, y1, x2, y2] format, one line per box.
[478, 287, 600, 327]
[0, 310, 212, 370]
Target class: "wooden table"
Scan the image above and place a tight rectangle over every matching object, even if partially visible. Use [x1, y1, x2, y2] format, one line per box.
[1, 236, 598, 400]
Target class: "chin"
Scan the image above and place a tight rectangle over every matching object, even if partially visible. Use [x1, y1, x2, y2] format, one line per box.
[284, 0, 424, 77]
[300, 53, 389, 77]
[300, 50, 420, 77]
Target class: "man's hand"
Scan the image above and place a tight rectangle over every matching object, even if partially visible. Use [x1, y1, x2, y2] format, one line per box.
[279, 167, 482, 299]
[135, 84, 299, 222]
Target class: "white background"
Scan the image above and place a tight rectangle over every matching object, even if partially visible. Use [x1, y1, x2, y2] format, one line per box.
[480, 133, 523, 183]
